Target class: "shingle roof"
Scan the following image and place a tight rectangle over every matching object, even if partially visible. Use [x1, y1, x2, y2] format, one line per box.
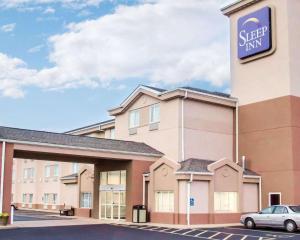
[177, 158, 214, 173]
[141, 85, 167, 93]
[65, 119, 115, 133]
[60, 173, 78, 180]
[180, 86, 231, 98]
[177, 158, 259, 176]
[0, 126, 163, 157]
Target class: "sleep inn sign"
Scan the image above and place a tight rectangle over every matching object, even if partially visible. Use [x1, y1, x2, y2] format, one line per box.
[238, 6, 274, 61]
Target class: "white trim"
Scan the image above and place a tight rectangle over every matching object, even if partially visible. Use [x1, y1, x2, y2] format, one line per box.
[243, 175, 261, 179]
[66, 120, 115, 134]
[259, 177, 262, 211]
[159, 88, 238, 103]
[0, 138, 163, 158]
[175, 171, 214, 176]
[268, 192, 281, 206]
[120, 86, 161, 108]
[235, 101, 239, 163]
[181, 91, 188, 162]
[0, 141, 6, 213]
[142, 175, 146, 205]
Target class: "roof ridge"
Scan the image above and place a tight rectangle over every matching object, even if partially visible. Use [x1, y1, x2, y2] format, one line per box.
[0, 125, 155, 146]
[65, 119, 115, 133]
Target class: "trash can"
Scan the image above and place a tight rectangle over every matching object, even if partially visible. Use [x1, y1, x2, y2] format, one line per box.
[132, 205, 147, 223]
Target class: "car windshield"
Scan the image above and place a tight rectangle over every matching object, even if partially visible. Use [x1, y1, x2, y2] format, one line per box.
[289, 206, 300, 213]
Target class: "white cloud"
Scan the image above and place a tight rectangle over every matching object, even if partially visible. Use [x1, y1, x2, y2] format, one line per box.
[28, 44, 44, 53]
[0, 53, 37, 98]
[0, 0, 230, 98]
[1, 23, 16, 32]
[43, 6, 55, 14]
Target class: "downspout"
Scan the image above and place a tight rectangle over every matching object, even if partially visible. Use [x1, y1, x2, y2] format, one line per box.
[181, 91, 188, 162]
[0, 141, 6, 213]
[187, 173, 193, 226]
[235, 101, 239, 164]
[259, 177, 262, 211]
[142, 174, 146, 205]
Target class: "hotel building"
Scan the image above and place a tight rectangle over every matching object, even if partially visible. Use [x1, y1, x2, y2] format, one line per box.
[3, 0, 300, 225]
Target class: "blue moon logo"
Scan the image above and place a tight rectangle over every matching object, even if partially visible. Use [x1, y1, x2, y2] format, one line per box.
[242, 17, 260, 25]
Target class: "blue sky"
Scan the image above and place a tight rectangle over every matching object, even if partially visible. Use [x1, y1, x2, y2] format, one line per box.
[0, 0, 230, 132]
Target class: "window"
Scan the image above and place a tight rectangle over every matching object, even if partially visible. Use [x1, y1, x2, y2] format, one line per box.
[108, 171, 120, 185]
[290, 206, 300, 213]
[261, 206, 275, 214]
[155, 191, 174, 212]
[110, 128, 115, 139]
[53, 194, 58, 204]
[24, 169, 28, 179]
[22, 193, 26, 203]
[45, 166, 51, 178]
[269, 193, 281, 206]
[44, 193, 49, 204]
[29, 194, 33, 204]
[81, 193, 92, 208]
[100, 172, 107, 185]
[129, 110, 140, 128]
[273, 206, 288, 214]
[24, 168, 34, 179]
[149, 104, 160, 123]
[53, 164, 59, 177]
[72, 163, 79, 174]
[214, 192, 238, 212]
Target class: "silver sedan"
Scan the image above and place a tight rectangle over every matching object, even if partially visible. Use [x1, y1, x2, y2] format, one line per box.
[241, 205, 300, 232]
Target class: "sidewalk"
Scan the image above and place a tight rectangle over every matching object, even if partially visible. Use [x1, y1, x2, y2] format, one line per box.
[1, 214, 242, 229]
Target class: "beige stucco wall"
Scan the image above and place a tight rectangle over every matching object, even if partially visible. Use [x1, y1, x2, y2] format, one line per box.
[229, 0, 294, 105]
[115, 94, 181, 162]
[190, 181, 209, 214]
[179, 181, 209, 214]
[184, 99, 234, 161]
[12, 158, 94, 209]
[178, 181, 187, 214]
[214, 165, 239, 192]
[243, 183, 259, 213]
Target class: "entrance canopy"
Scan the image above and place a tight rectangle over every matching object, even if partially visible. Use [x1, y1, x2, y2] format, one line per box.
[0, 126, 163, 163]
[0, 126, 163, 222]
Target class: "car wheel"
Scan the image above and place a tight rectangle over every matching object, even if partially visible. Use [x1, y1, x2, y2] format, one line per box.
[245, 218, 255, 229]
[285, 220, 297, 233]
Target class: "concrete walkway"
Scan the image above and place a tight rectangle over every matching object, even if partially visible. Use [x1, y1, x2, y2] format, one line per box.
[0, 209, 242, 229]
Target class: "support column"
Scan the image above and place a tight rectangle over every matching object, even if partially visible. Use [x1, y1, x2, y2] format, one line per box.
[0, 142, 14, 223]
[125, 160, 152, 222]
[92, 163, 100, 219]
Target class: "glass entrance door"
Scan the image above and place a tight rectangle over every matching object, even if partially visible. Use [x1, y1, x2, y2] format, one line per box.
[100, 190, 126, 220]
[99, 170, 126, 221]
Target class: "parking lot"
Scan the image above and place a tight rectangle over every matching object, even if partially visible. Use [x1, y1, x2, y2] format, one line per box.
[114, 223, 300, 240]
[14, 209, 75, 222]
[0, 222, 298, 240]
[0, 210, 297, 240]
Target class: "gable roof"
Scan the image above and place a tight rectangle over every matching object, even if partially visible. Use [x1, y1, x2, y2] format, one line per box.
[0, 126, 163, 157]
[109, 85, 237, 116]
[180, 86, 231, 98]
[65, 119, 115, 134]
[177, 158, 259, 176]
[140, 85, 167, 93]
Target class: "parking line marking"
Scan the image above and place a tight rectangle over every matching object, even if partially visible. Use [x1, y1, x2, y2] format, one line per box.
[208, 232, 220, 239]
[170, 228, 185, 233]
[227, 227, 296, 236]
[182, 229, 196, 235]
[223, 234, 233, 240]
[240, 236, 248, 240]
[195, 230, 207, 237]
